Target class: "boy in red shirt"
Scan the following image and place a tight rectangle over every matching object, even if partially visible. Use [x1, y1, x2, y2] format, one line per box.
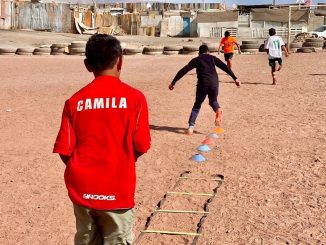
[217, 31, 241, 69]
[53, 34, 150, 244]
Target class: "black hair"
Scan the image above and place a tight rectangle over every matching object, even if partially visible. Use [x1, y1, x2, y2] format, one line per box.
[199, 44, 209, 55]
[224, 31, 230, 37]
[85, 34, 122, 71]
[269, 28, 276, 36]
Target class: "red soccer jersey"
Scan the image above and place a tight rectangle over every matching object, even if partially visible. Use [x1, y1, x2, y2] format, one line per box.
[53, 75, 150, 210]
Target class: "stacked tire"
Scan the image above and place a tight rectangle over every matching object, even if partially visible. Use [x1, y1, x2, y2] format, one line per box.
[51, 43, 69, 55]
[289, 42, 303, 53]
[69, 41, 86, 56]
[124, 47, 143, 55]
[297, 48, 313, 53]
[182, 45, 199, 55]
[33, 47, 51, 56]
[143, 46, 163, 55]
[301, 38, 324, 53]
[0, 48, 17, 56]
[16, 48, 34, 55]
[241, 41, 260, 53]
[163, 45, 182, 55]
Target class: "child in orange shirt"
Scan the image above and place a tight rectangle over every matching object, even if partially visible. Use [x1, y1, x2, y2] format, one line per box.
[217, 31, 241, 69]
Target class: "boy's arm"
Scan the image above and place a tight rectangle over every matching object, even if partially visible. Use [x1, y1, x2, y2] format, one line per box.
[264, 38, 269, 54]
[217, 40, 223, 55]
[53, 100, 76, 165]
[169, 60, 195, 90]
[282, 45, 289, 57]
[214, 56, 241, 87]
[234, 41, 241, 54]
[133, 93, 150, 161]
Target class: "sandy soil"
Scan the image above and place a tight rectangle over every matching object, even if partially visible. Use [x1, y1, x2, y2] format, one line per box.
[0, 52, 326, 245]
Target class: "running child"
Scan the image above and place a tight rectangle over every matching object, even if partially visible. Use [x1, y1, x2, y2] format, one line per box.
[264, 28, 289, 85]
[169, 44, 241, 135]
[217, 31, 241, 69]
[53, 34, 150, 244]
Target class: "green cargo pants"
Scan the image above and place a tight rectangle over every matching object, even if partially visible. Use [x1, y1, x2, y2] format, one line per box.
[73, 204, 135, 245]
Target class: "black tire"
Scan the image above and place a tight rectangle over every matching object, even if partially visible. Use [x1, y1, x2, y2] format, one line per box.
[289, 48, 298, 53]
[51, 43, 69, 49]
[70, 47, 85, 53]
[124, 48, 143, 55]
[290, 42, 303, 48]
[163, 50, 180, 55]
[16, 48, 34, 53]
[305, 38, 324, 43]
[143, 51, 163, 55]
[0, 48, 17, 54]
[297, 48, 313, 53]
[143, 46, 164, 53]
[16, 52, 33, 55]
[163, 45, 182, 51]
[51, 52, 66, 55]
[51, 47, 65, 53]
[183, 45, 199, 52]
[71, 41, 87, 48]
[33, 52, 51, 56]
[34, 48, 51, 53]
[241, 44, 260, 49]
[259, 44, 265, 52]
[182, 50, 198, 55]
[241, 48, 259, 53]
[303, 42, 324, 47]
[242, 40, 258, 44]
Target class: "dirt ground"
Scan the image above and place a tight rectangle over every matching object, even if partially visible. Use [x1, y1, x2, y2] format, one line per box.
[0, 29, 265, 49]
[0, 49, 326, 245]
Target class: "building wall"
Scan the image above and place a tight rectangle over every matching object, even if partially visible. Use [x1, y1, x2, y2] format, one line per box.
[197, 21, 238, 37]
[308, 15, 324, 31]
[0, 0, 13, 29]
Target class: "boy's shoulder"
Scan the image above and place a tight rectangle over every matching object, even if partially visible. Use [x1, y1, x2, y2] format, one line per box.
[68, 77, 144, 102]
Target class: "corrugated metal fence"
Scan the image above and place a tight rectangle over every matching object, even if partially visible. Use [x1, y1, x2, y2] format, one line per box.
[17, 3, 72, 33]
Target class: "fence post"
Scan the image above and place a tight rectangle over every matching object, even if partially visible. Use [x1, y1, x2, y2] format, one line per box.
[287, 6, 291, 46]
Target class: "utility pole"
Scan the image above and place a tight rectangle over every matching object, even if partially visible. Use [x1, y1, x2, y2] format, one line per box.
[273, 0, 276, 6]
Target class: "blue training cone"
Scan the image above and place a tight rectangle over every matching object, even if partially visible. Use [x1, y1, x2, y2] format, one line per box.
[197, 144, 211, 153]
[191, 153, 206, 162]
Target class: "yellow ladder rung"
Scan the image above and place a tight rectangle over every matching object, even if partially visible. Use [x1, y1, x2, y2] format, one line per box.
[141, 230, 201, 236]
[166, 191, 214, 197]
[154, 209, 209, 214]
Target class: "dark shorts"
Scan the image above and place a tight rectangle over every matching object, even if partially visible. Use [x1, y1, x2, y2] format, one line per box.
[224, 53, 234, 61]
[269, 58, 283, 67]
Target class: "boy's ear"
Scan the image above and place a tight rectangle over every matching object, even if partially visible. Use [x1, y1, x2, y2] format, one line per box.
[84, 59, 93, 72]
[117, 55, 123, 72]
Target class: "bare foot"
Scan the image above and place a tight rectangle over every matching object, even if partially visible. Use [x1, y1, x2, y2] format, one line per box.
[272, 76, 277, 85]
[277, 65, 282, 72]
[215, 110, 222, 126]
[186, 127, 194, 135]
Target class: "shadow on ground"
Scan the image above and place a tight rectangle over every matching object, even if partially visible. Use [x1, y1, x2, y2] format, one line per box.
[220, 80, 273, 85]
[150, 124, 201, 135]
